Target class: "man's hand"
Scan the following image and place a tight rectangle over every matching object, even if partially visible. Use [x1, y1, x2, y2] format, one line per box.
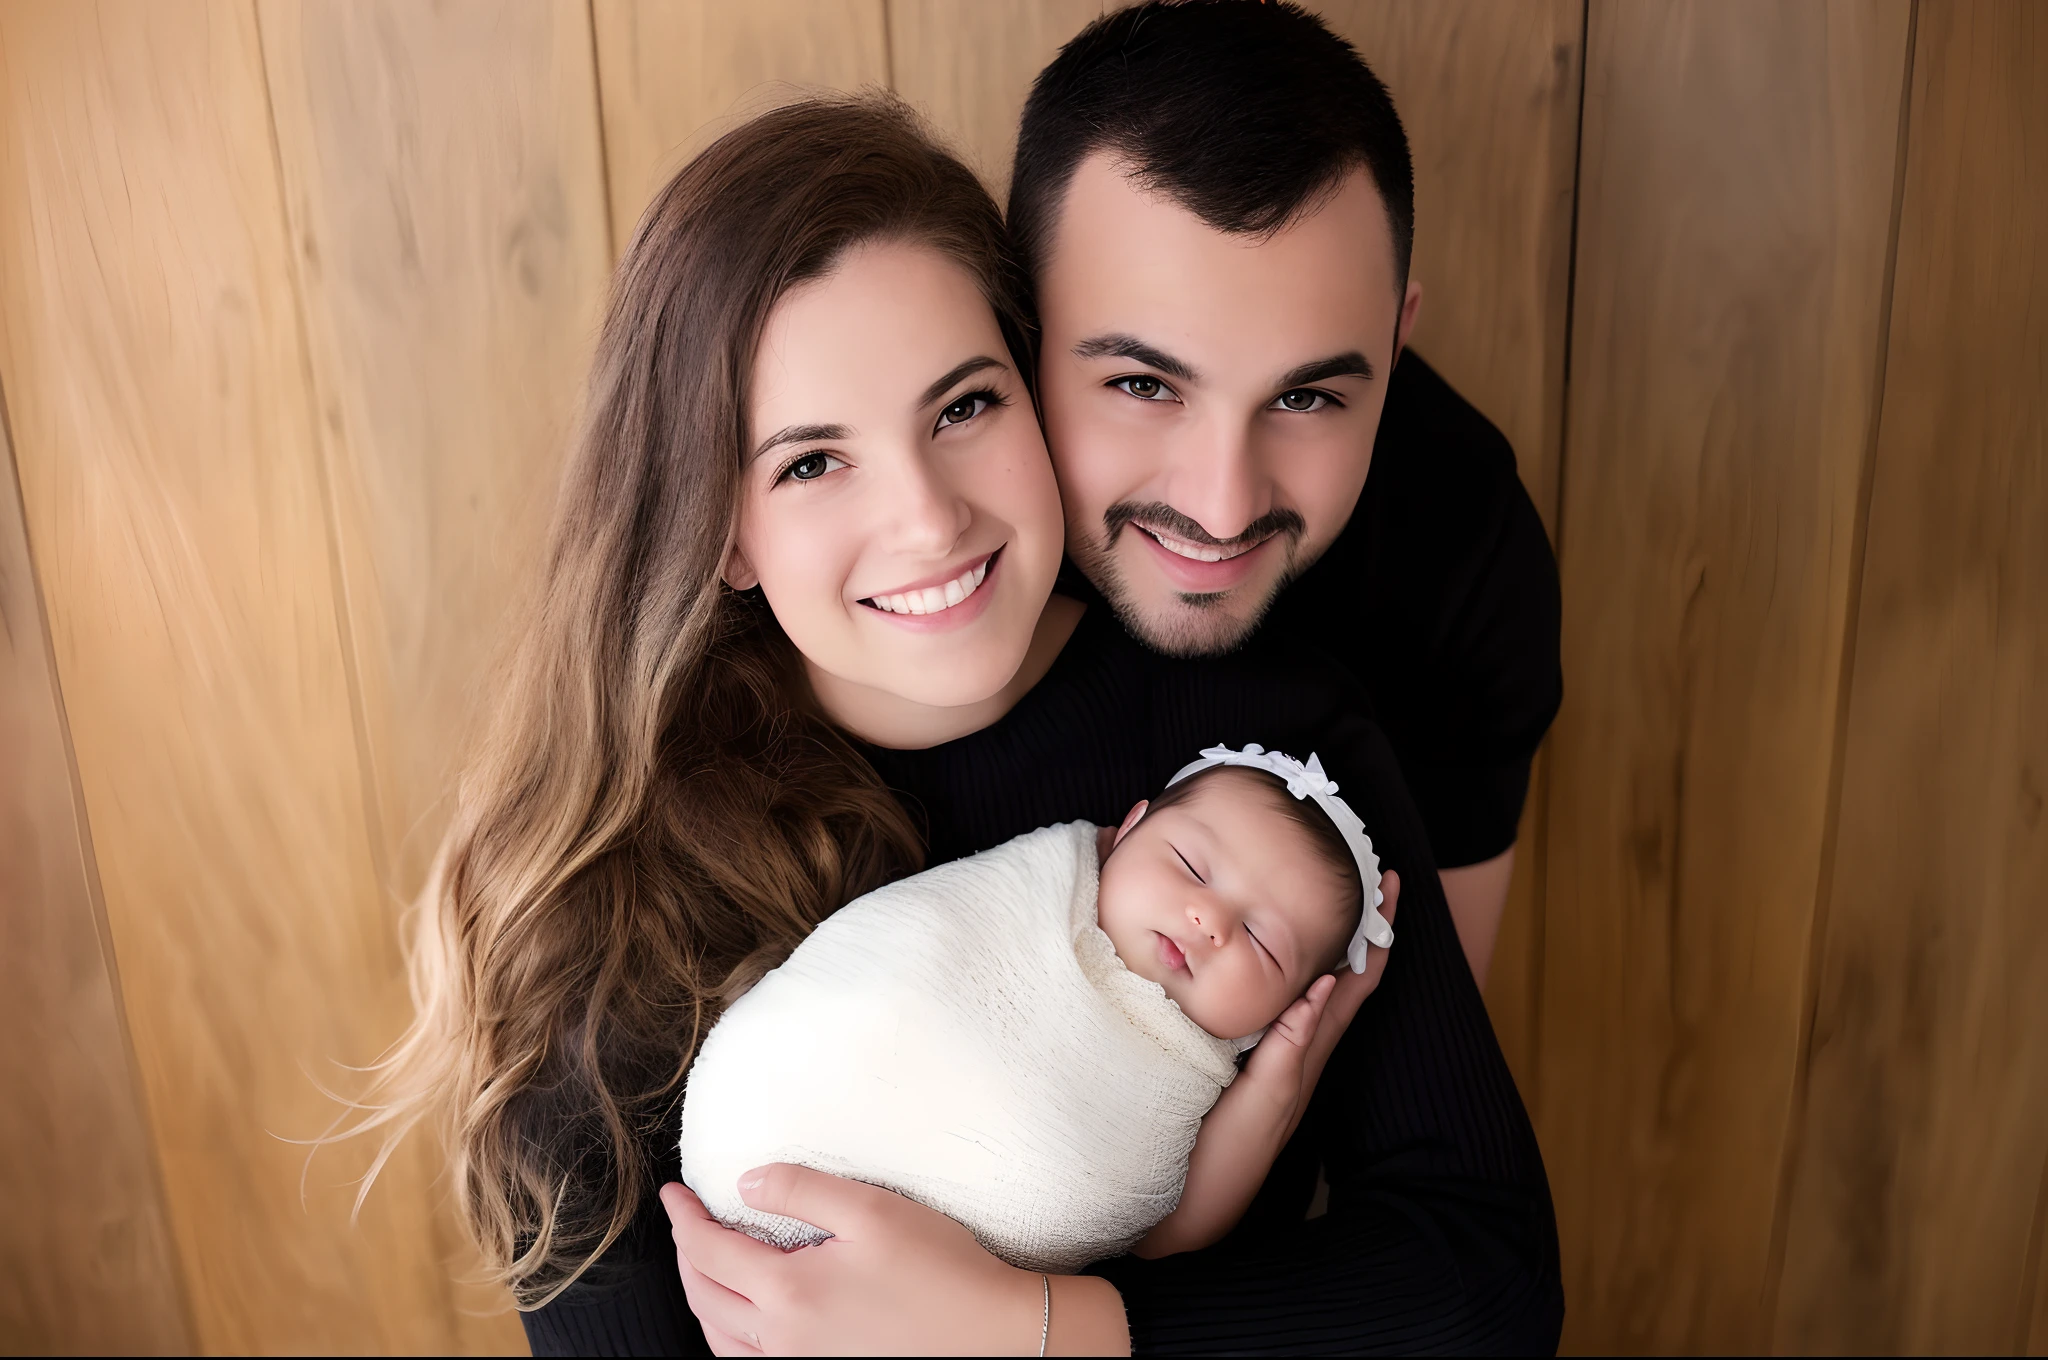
[1132, 870, 1399, 1258]
[1244, 869, 1400, 1133]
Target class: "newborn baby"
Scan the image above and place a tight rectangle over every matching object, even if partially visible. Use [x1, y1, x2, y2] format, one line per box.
[677, 744, 1394, 1271]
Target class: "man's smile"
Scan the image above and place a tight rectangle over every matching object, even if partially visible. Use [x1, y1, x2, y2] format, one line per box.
[1125, 519, 1280, 594]
[1135, 523, 1275, 563]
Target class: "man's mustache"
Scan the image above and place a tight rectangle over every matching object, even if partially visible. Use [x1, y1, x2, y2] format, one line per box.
[1102, 502, 1307, 550]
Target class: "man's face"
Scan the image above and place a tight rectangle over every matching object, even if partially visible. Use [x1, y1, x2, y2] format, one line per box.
[1036, 153, 1420, 655]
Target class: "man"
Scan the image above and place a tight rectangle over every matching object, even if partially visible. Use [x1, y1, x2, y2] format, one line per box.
[1012, 0, 1563, 986]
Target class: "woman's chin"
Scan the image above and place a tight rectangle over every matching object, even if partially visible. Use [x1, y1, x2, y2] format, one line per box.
[805, 636, 1033, 715]
[873, 657, 1027, 712]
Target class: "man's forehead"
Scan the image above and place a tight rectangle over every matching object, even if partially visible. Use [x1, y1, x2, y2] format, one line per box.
[1045, 153, 1399, 282]
[1037, 152, 1402, 356]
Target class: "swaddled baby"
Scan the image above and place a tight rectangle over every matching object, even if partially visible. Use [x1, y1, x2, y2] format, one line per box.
[677, 744, 1394, 1271]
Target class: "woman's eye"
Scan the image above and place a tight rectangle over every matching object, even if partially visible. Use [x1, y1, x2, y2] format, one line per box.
[1274, 388, 1330, 412]
[934, 388, 1006, 433]
[781, 451, 843, 483]
[1112, 375, 1174, 402]
[939, 394, 986, 426]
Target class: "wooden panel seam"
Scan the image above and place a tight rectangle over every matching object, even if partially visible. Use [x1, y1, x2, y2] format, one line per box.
[1521, 0, 1595, 1110]
[1758, 0, 1922, 1339]
[0, 366, 197, 1353]
[2024, 1150, 2048, 1353]
[881, 0, 897, 90]
[585, 0, 619, 264]
[247, 0, 396, 908]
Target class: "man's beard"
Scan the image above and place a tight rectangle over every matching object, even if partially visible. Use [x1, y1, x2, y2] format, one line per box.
[1071, 501, 1310, 658]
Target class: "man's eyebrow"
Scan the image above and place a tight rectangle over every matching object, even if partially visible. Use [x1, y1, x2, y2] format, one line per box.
[918, 355, 1007, 409]
[1278, 351, 1374, 390]
[1070, 333, 1200, 383]
[751, 422, 852, 462]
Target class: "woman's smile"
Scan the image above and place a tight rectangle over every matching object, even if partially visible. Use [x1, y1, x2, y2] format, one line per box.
[856, 546, 1004, 632]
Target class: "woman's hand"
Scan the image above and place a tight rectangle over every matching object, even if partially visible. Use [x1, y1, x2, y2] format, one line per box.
[1239, 869, 1400, 1140]
[661, 1169, 1130, 1356]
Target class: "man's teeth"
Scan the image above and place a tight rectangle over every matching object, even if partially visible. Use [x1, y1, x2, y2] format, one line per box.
[867, 558, 990, 615]
[1145, 528, 1261, 563]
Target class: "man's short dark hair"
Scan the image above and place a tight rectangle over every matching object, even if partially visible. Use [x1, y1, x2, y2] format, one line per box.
[1009, 0, 1414, 294]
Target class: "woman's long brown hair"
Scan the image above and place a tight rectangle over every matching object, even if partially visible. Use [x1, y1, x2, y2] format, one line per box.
[346, 93, 1036, 1306]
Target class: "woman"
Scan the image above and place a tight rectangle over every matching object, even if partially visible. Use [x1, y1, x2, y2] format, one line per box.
[367, 95, 1559, 1354]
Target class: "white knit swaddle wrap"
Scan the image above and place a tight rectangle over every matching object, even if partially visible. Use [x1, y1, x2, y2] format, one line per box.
[677, 822, 1240, 1273]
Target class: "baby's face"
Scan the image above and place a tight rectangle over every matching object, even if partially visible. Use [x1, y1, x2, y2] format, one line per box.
[1096, 772, 1355, 1040]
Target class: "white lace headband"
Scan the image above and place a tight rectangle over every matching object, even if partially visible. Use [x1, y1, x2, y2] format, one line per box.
[1167, 743, 1393, 973]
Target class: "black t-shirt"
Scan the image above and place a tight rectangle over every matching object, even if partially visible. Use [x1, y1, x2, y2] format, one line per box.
[521, 606, 1562, 1355]
[1276, 350, 1561, 868]
[1063, 350, 1564, 869]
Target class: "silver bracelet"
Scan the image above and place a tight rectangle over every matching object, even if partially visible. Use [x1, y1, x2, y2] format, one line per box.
[1038, 1272, 1051, 1357]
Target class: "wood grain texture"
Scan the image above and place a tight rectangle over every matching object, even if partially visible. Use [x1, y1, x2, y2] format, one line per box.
[1770, 3, 2048, 1352]
[0, 379, 191, 1352]
[1310, 0, 1583, 1098]
[2033, 1179, 2048, 1356]
[256, 3, 615, 1349]
[1313, 0, 1581, 532]
[0, 2, 503, 1350]
[1536, 1, 1910, 1350]
[592, 0, 889, 257]
[259, 0, 612, 937]
[887, 0, 1109, 198]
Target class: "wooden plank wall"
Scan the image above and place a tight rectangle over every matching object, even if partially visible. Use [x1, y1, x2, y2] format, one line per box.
[1543, 2, 1912, 1348]
[0, 1, 2042, 1355]
[1770, 3, 2048, 1351]
[0, 378, 190, 1352]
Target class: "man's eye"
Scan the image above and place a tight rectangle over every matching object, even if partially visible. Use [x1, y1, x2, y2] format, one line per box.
[1112, 375, 1173, 401]
[781, 452, 843, 483]
[1274, 388, 1329, 412]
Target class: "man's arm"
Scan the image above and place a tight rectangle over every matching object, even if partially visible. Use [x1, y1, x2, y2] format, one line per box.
[1439, 843, 1514, 988]
[1132, 976, 1342, 1260]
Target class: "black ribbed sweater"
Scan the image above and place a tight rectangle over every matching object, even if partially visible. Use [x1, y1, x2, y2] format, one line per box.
[523, 605, 1562, 1355]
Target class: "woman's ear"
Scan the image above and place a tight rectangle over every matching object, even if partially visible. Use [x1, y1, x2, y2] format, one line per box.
[722, 544, 760, 592]
[1112, 799, 1149, 848]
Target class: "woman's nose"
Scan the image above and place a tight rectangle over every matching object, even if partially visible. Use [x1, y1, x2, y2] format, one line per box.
[882, 448, 972, 553]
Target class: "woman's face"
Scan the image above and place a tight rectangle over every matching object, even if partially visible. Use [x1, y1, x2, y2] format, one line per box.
[731, 240, 1064, 720]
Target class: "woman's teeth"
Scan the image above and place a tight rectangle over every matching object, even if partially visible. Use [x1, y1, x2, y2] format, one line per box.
[866, 558, 990, 615]
[1143, 527, 1262, 563]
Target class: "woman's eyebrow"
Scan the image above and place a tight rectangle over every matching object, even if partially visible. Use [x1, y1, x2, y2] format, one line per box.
[751, 422, 852, 462]
[918, 354, 1006, 408]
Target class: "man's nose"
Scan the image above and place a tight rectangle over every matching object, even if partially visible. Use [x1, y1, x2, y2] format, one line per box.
[882, 447, 972, 553]
[1166, 416, 1271, 542]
